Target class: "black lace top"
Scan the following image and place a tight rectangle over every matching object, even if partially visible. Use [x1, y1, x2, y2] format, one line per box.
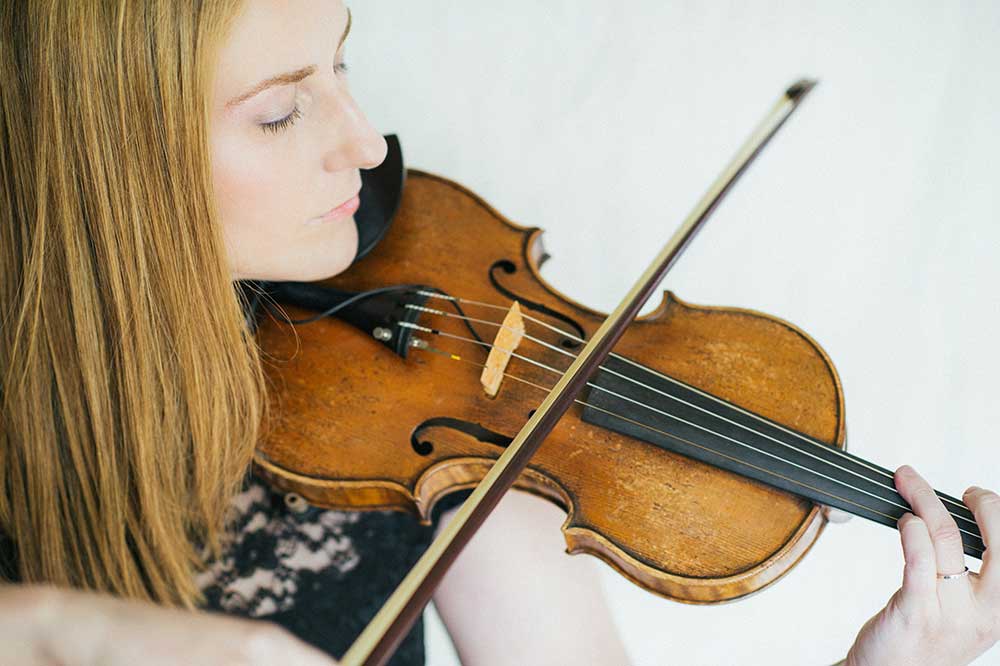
[0, 474, 468, 666]
[198, 474, 471, 664]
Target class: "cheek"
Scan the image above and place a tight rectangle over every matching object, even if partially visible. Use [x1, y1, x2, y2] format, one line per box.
[210, 130, 359, 282]
[212, 135, 300, 247]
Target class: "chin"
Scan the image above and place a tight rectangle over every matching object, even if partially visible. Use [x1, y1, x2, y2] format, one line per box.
[276, 246, 356, 283]
[296, 257, 354, 282]
[283, 220, 359, 282]
[229, 217, 360, 282]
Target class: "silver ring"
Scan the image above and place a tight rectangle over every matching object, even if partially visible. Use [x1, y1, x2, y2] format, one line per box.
[937, 566, 970, 580]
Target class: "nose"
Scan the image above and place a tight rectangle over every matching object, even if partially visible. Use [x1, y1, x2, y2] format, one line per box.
[322, 89, 388, 173]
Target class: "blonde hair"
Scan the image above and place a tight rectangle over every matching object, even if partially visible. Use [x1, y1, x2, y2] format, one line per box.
[0, 0, 265, 606]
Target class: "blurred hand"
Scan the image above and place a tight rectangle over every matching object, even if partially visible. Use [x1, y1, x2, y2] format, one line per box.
[0, 584, 338, 665]
[845, 465, 999, 666]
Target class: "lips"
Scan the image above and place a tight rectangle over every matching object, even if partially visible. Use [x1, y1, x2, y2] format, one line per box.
[308, 190, 361, 225]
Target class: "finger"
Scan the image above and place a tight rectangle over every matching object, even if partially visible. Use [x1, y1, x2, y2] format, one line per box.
[821, 504, 853, 524]
[895, 465, 966, 576]
[963, 485, 1000, 596]
[896, 512, 938, 613]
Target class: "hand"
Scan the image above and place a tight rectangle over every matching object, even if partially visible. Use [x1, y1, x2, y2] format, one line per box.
[0, 584, 338, 665]
[845, 465, 999, 666]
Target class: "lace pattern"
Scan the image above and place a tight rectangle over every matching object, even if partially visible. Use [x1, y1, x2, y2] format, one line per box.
[195, 479, 363, 617]
[196, 473, 447, 666]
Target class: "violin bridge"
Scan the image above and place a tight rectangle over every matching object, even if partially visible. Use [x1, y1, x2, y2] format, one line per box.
[480, 301, 524, 398]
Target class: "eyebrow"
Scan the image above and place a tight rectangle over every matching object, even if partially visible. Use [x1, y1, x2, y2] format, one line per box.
[225, 8, 353, 109]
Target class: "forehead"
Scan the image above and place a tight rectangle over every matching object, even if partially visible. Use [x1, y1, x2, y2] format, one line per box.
[213, 0, 348, 103]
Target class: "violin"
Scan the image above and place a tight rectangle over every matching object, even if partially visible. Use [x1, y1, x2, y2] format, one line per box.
[247, 83, 985, 664]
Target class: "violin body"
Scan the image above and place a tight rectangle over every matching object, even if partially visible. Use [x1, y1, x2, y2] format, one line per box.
[254, 170, 846, 604]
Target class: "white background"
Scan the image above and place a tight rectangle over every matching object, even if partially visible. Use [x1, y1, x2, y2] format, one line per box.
[348, 2, 1000, 664]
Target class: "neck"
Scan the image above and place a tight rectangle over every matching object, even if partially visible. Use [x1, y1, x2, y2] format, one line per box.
[580, 354, 985, 559]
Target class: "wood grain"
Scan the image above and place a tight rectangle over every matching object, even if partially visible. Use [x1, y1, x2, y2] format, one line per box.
[254, 170, 846, 604]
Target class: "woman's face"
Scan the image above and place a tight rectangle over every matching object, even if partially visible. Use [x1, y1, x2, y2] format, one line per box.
[210, 0, 386, 282]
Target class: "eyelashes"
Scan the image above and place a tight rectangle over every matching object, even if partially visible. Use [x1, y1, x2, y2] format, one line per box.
[258, 61, 349, 135]
[260, 106, 303, 135]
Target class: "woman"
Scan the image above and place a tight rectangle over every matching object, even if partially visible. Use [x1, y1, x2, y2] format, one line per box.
[0, 1, 996, 664]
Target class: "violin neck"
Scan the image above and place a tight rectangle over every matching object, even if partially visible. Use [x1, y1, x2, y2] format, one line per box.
[580, 354, 985, 559]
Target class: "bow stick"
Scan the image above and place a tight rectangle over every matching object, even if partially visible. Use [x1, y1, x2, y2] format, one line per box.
[341, 78, 818, 666]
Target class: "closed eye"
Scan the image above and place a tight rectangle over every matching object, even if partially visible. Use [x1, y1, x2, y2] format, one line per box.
[260, 106, 303, 134]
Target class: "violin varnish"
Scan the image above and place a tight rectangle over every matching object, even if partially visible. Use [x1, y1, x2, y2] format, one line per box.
[480, 301, 524, 397]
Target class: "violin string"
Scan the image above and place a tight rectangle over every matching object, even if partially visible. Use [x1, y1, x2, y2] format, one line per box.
[403, 303, 978, 527]
[397, 319, 983, 543]
[408, 291, 975, 521]
[414, 340, 985, 557]
[411, 292, 921, 482]
[407, 303, 980, 529]
[411, 291, 913, 478]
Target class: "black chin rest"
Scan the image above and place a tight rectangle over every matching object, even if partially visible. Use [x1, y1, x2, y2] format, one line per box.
[354, 134, 404, 261]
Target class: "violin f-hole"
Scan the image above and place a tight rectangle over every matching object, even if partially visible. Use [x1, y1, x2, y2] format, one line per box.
[410, 416, 514, 456]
